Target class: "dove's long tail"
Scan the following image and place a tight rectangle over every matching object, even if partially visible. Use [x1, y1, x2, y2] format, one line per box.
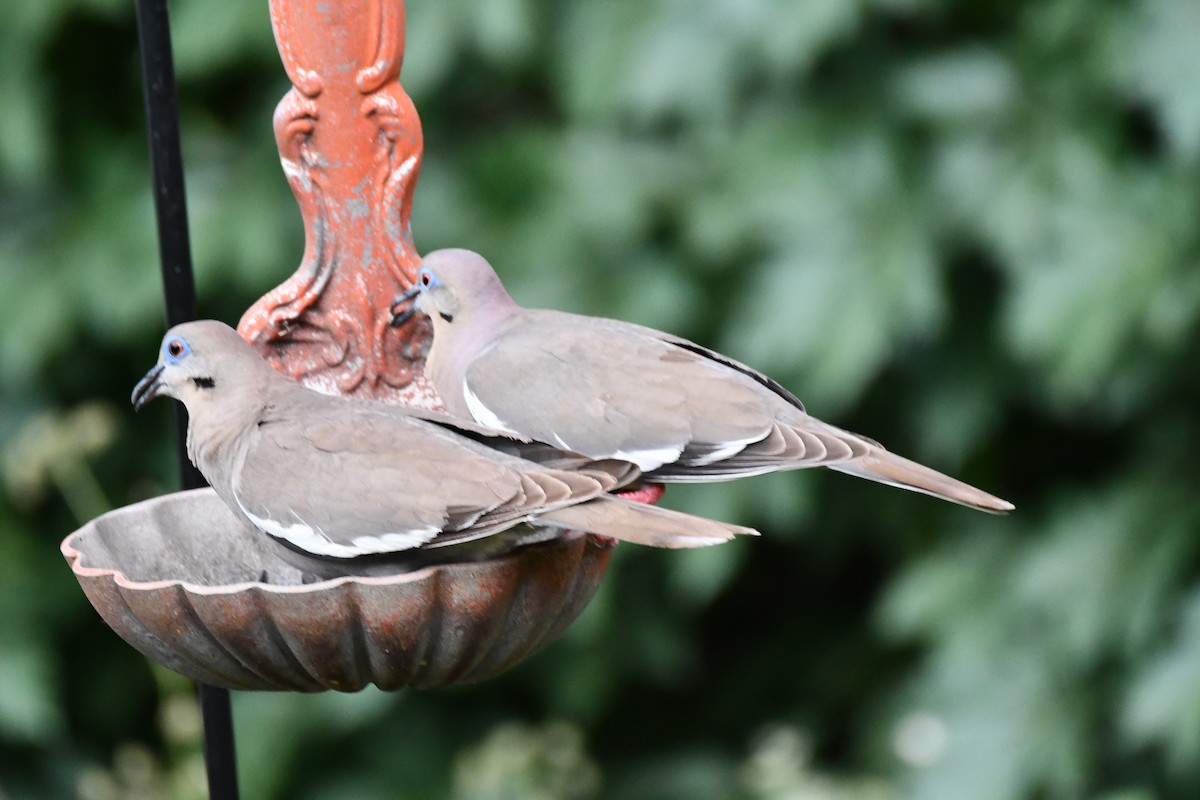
[830, 448, 1014, 514]
[542, 497, 758, 548]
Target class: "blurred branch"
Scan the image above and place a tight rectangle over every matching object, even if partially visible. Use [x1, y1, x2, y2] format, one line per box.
[3, 402, 116, 523]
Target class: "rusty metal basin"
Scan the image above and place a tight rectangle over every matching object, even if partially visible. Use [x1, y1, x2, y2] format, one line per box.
[62, 488, 613, 692]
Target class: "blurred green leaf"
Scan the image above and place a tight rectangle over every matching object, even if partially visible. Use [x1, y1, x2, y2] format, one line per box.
[723, 124, 942, 409]
[892, 48, 1019, 124]
[1123, 589, 1200, 773]
[0, 641, 63, 744]
[452, 720, 600, 800]
[1117, 0, 1200, 162]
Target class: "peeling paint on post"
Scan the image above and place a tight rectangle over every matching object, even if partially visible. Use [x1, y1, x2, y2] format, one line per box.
[238, 0, 439, 407]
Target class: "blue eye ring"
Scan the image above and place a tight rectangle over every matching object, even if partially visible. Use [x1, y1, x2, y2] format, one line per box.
[418, 267, 439, 290]
[164, 337, 191, 363]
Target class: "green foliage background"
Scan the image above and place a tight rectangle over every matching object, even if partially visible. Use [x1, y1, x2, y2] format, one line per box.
[2, 0, 1199, 797]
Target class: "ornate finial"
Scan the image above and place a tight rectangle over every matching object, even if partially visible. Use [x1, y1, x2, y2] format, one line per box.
[238, 0, 437, 406]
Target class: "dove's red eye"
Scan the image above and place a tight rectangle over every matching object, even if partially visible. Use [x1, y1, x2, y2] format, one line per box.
[420, 272, 432, 286]
[164, 338, 191, 363]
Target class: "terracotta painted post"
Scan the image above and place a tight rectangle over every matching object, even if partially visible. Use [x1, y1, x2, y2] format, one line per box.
[238, 0, 439, 408]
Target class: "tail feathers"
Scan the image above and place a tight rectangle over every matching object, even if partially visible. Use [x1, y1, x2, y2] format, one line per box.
[831, 448, 1014, 514]
[542, 497, 758, 548]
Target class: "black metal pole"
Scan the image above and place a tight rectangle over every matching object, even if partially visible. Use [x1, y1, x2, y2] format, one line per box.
[133, 1, 240, 797]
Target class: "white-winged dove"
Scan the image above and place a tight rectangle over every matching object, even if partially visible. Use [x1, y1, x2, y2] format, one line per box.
[391, 249, 1014, 514]
[131, 321, 756, 572]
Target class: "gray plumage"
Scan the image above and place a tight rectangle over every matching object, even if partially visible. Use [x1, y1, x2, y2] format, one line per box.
[399, 248, 1014, 514]
[131, 321, 756, 569]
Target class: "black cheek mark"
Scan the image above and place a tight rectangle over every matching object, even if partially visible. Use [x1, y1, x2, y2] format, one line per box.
[439, 312, 454, 323]
[192, 377, 216, 389]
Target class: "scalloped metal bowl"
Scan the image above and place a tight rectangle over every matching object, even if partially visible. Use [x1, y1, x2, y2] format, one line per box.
[62, 488, 613, 692]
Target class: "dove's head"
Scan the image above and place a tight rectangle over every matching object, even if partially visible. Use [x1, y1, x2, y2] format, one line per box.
[389, 249, 517, 331]
[132, 320, 269, 412]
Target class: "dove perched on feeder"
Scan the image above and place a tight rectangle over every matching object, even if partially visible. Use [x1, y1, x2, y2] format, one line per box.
[131, 321, 756, 574]
[390, 249, 1013, 514]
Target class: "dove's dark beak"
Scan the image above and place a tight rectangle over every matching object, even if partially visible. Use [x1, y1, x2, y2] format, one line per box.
[131, 364, 165, 411]
[389, 284, 422, 328]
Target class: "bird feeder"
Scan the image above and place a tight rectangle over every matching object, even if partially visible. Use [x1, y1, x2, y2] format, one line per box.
[62, 0, 616, 794]
[64, 488, 611, 692]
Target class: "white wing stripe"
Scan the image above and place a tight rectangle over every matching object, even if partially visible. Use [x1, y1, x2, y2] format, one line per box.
[237, 499, 438, 558]
[464, 382, 521, 436]
[686, 437, 757, 466]
[610, 444, 685, 471]
[465, 379, 684, 470]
